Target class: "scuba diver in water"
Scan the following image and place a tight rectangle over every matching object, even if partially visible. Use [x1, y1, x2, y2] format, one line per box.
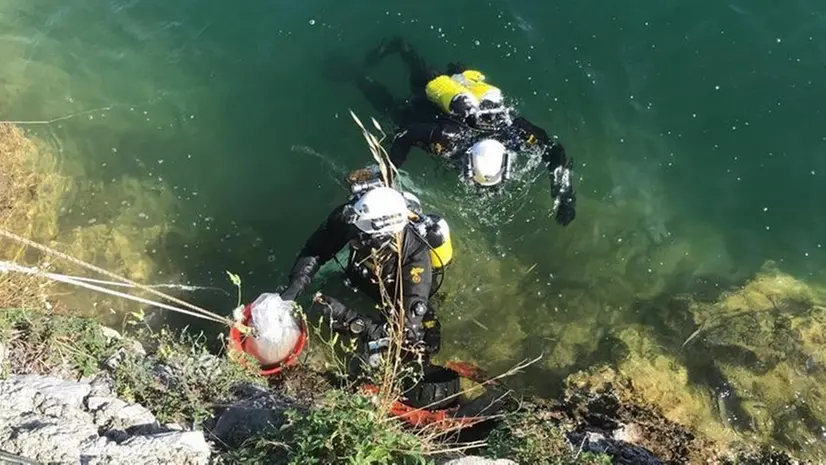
[277, 176, 460, 408]
[325, 36, 577, 226]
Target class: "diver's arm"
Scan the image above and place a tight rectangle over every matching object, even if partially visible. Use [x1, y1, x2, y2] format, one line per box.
[312, 230, 436, 352]
[281, 205, 351, 301]
[512, 117, 577, 226]
[313, 294, 387, 341]
[546, 140, 577, 226]
[388, 123, 442, 168]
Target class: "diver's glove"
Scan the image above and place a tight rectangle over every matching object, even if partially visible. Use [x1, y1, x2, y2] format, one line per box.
[551, 165, 576, 227]
[280, 256, 320, 301]
[554, 188, 577, 226]
[402, 301, 427, 348]
[546, 139, 576, 227]
[347, 164, 381, 185]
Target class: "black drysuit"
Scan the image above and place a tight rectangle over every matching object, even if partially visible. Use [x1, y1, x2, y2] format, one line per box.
[281, 203, 439, 355]
[353, 36, 577, 226]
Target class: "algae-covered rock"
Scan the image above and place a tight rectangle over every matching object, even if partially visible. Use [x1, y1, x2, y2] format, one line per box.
[584, 261, 826, 461]
[612, 326, 736, 445]
[563, 367, 719, 464]
[685, 262, 826, 457]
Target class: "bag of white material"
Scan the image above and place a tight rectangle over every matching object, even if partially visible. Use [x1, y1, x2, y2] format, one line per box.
[246, 293, 302, 366]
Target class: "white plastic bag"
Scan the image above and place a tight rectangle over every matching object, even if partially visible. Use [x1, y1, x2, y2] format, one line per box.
[246, 293, 301, 366]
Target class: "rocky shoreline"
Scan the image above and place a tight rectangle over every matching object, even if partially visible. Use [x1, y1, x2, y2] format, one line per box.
[0, 374, 210, 464]
[0, 310, 805, 464]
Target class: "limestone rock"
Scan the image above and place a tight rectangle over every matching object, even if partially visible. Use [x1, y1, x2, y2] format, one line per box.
[441, 458, 518, 465]
[0, 374, 210, 465]
[0, 341, 7, 370]
[100, 326, 123, 341]
[569, 430, 664, 465]
[87, 394, 160, 440]
[81, 431, 211, 465]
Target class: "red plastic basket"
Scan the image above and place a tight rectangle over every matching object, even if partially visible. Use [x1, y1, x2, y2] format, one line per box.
[228, 303, 308, 377]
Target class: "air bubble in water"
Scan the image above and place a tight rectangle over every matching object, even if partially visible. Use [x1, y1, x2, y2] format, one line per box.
[309, 19, 315, 25]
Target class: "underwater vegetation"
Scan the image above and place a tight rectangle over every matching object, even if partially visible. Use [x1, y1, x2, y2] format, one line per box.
[0, 123, 183, 325]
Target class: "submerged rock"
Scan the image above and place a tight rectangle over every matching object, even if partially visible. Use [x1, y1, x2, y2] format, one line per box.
[563, 367, 718, 464]
[0, 374, 211, 465]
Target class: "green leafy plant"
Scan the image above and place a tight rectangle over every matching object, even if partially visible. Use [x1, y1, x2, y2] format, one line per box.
[223, 390, 431, 465]
[227, 271, 242, 308]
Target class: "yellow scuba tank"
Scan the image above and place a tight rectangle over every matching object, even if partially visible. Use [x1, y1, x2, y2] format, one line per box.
[461, 70, 486, 82]
[452, 70, 503, 105]
[425, 214, 453, 269]
[425, 75, 479, 116]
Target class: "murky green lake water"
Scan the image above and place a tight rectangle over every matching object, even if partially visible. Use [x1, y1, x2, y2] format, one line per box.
[3, 0, 826, 458]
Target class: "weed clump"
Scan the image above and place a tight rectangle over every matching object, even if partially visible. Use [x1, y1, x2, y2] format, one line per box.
[222, 389, 430, 465]
[0, 307, 121, 378]
[0, 306, 263, 428]
[486, 407, 611, 465]
[112, 327, 264, 426]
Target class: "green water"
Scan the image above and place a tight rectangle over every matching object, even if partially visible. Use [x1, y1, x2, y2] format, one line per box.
[3, 0, 826, 457]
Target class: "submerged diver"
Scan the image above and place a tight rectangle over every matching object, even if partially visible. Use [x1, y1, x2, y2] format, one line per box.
[275, 177, 459, 408]
[326, 36, 577, 226]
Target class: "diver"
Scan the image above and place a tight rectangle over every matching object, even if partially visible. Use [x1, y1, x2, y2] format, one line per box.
[275, 176, 460, 407]
[325, 36, 577, 226]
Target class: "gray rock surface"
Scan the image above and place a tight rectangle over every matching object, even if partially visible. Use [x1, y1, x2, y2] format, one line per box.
[569, 429, 664, 465]
[0, 374, 211, 465]
[0, 341, 7, 370]
[208, 383, 299, 448]
[441, 458, 518, 465]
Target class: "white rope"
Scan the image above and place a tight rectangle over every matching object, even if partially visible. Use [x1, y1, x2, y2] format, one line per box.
[0, 228, 228, 323]
[44, 274, 230, 295]
[0, 261, 229, 325]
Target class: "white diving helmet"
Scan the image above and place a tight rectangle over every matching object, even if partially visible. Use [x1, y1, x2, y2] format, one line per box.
[346, 186, 410, 236]
[467, 139, 512, 187]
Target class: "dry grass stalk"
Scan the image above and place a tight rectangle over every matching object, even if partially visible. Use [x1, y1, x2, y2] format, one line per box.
[347, 112, 546, 455]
